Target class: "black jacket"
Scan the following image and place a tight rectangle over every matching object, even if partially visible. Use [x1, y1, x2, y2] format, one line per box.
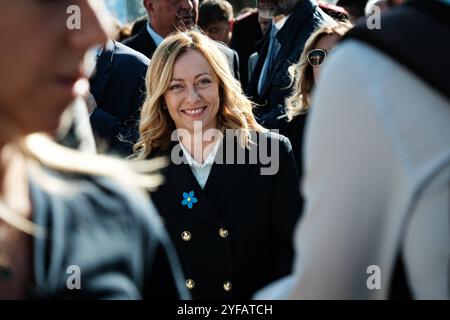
[148, 131, 302, 299]
[89, 40, 149, 156]
[123, 27, 240, 81]
[246, 0, 334, 129]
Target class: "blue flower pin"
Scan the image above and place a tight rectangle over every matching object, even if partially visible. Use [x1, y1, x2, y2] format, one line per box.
[182, 191, 198, 209]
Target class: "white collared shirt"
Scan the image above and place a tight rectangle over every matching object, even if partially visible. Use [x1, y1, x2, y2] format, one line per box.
[146, 23, 164, 47]
[179, 140, 221, 189]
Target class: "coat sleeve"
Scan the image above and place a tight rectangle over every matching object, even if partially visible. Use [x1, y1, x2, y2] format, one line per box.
[269, 135, 302, 280]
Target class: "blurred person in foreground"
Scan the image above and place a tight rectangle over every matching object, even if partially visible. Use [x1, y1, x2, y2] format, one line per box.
[255, 0, 450, 299]
[0, 0, 187, 300]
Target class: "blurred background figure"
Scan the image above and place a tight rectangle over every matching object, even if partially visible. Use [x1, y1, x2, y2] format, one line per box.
[198, 0, 234, 45]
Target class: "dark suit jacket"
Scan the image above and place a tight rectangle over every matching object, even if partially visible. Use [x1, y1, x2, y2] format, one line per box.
[123, 27, 240, 81]
[246, 0, 334, 129]
[29, 172, 188, 300]
[230, 9, 263, 89]
[148, 131, 302, 299]
[89, 40, 149, 156]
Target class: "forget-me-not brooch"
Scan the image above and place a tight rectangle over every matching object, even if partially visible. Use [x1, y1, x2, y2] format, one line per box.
[182, 191, 198, 209]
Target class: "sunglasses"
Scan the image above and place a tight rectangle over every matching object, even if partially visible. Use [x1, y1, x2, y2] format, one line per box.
[307, 49, 329, 67]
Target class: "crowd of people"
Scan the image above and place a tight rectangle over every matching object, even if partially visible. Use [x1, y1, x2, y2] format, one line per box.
[0, 0, 448, 300]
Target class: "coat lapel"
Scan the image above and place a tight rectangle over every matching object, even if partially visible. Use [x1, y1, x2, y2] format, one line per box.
[159, 143, 225, 226]
[158, 136, 252, 224]
[203, 134, 252, 208]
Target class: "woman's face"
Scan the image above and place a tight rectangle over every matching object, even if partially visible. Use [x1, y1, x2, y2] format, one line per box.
[0, 0, 107, 135]
[163, 49, 220, 135]
[312, 34, 341, 83]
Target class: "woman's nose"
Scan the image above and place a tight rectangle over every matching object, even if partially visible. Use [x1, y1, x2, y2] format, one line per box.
[185, 86, 201, 103]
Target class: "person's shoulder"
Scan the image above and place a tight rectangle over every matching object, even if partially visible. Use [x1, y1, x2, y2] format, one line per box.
[121, 28, 145, 47]
[47, 171, 161, 234]
[214, 40, 234, 56]
[121, 28, 152, 56]
[114, 41, 150, 66]
[256, 130, 293, 153]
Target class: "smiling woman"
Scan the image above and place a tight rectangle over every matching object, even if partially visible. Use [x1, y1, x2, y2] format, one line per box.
[0, 0, 187, 300]
[134, 31, 302, 300]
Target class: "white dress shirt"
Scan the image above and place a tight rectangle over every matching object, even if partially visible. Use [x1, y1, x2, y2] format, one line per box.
[179, 140, 221, 189]
[255, 40, 450, 299]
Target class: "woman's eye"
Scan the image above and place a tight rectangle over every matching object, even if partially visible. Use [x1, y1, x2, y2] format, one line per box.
[169, 84, 182, 90]
[198, 78, 212, 85]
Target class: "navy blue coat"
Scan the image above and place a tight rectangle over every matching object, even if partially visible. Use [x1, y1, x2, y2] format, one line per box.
[89, 40, 149, 156]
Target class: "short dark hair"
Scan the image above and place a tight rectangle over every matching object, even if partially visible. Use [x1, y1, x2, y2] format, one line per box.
[198, 0, 233, 29]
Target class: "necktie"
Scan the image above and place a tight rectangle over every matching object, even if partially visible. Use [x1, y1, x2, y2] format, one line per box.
[258, 25, 280, 94]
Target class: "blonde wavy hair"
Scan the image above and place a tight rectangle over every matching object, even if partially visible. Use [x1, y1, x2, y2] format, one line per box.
[286, 22, 353, 120]
[0, 113, 164, 237]
[134, 31, 265, 159]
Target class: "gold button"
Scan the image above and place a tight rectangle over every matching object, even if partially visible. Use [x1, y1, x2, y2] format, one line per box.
[223, 281, 232, 292]
[219, 228, 229, 238]
[186, 279, 195, 290]
[181, 231, 192, 241]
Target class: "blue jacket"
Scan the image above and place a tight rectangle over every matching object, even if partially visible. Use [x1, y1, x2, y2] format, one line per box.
[89, 40, 149, 156]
